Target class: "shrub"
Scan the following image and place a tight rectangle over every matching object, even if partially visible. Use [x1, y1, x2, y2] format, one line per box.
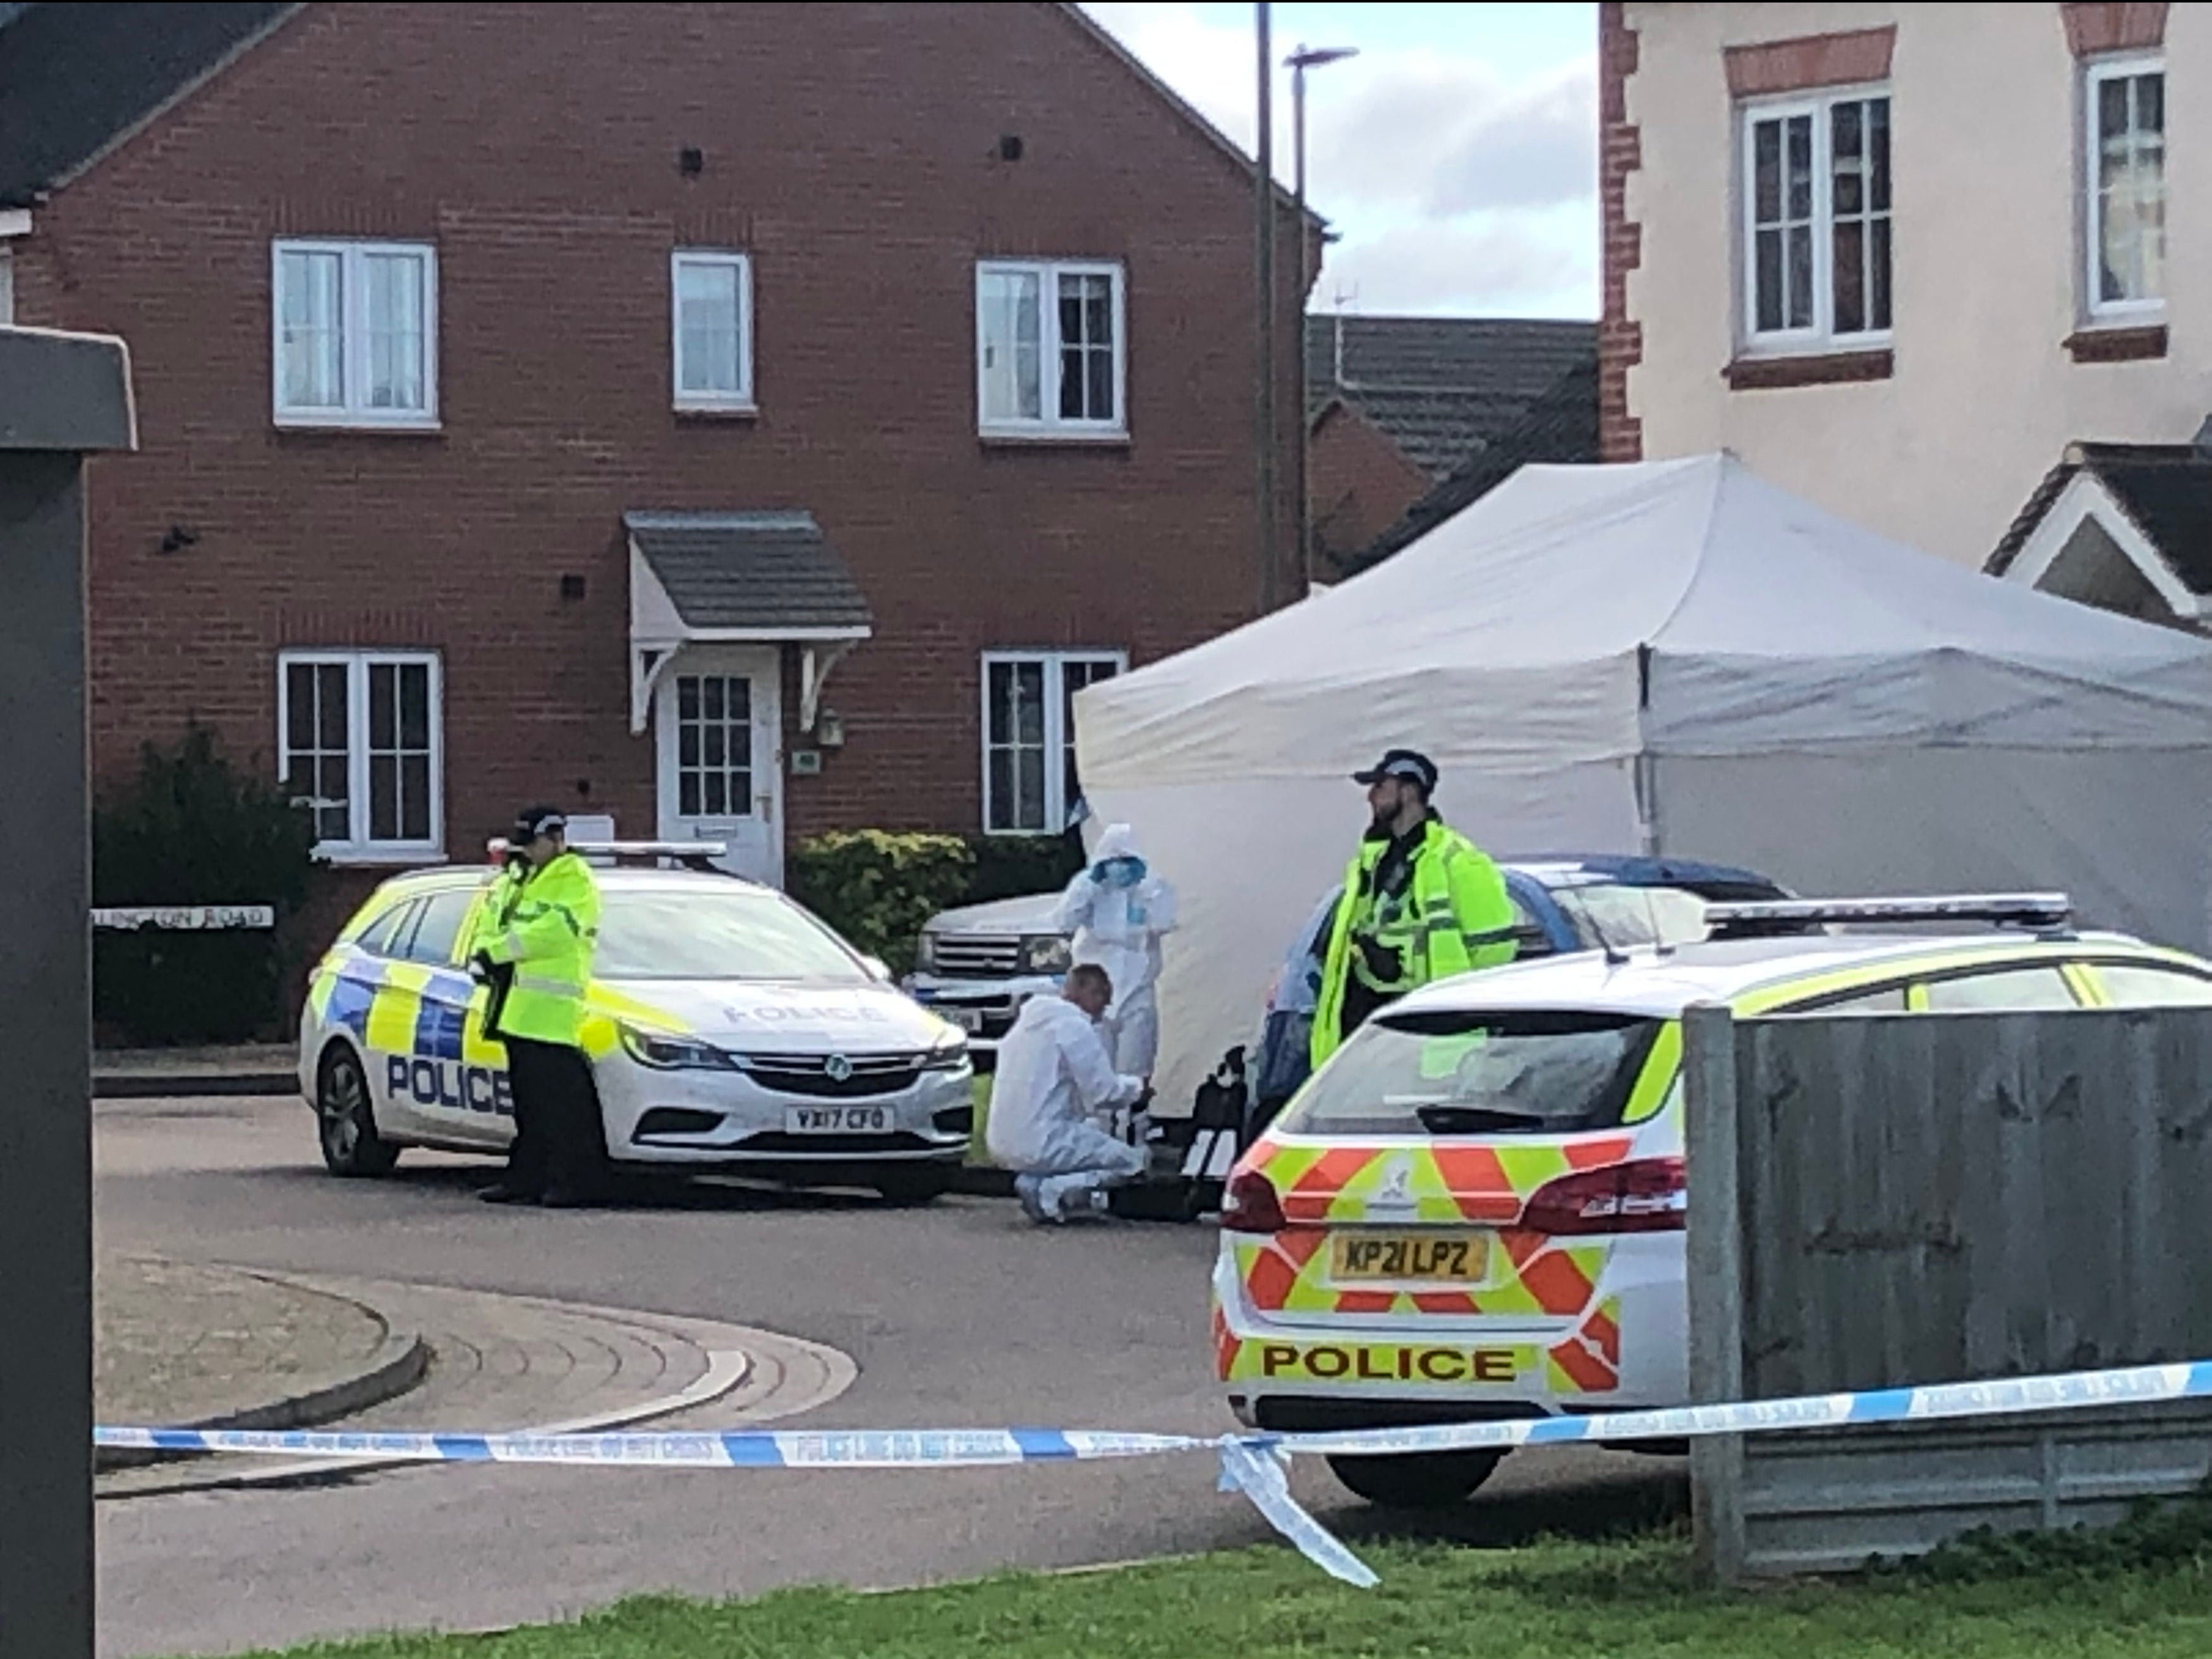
[964, 834, 1086, 905]
[787, 830, 976, 977]
[93, 724, 317, 1045]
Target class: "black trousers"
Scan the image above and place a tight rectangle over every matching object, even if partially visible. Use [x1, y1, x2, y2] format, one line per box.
[502, 1038, 604, 1196]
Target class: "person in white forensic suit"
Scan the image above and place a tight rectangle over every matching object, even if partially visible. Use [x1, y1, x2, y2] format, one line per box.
[1052, 822, 1177, 1078]
[984, 963, 1150, 1224]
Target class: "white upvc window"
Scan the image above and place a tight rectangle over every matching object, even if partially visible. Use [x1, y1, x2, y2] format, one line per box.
[981, 650, 1126, 835]
[671, 249, 755, 410]
[1740, 89, 1891, 351]
[0, 244, 13, 327]
[271, 240, 438, 428]
[2086, 53, 2166, 318]
[278, 651, 444, 861]
[975, 260, 1127, 438]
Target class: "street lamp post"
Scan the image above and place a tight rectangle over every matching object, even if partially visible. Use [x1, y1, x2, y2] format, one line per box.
[1255, 3, 1277, 612]
[1287, 43, 1357, 591]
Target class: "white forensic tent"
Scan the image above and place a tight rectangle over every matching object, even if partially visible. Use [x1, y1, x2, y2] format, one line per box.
[1074, 453, 2212, 1112]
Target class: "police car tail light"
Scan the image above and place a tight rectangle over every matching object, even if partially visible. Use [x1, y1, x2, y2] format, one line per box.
[1521, 1157, 1686, 1236]
[1221, 1168, 1287, 1234]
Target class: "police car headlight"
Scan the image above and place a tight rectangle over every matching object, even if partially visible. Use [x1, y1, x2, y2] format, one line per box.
[922, 1028, 969, 1071]
[1021, 934, 1072, 975]
[619, 1025, 736, 1071]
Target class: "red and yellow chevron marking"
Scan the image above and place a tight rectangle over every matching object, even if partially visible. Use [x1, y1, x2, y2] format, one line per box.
[1243, 1134, 1636, 1229]
[1212, 1305, 1242, 1379]
[1544, 1296, 1623, 1394]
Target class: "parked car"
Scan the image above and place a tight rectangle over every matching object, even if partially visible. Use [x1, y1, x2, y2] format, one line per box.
[1212, 892, 2212, 1509]
[907, 854, 1790, 1076]
[300, 845, 973, 1203]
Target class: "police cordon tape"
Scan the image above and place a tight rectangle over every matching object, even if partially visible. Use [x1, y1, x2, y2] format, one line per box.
[96, 1356, 2212, 1590]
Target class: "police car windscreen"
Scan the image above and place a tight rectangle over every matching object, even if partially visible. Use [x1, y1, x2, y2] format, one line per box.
[1277, 1010, 1664, 1138]
[595, 892, 873, 983]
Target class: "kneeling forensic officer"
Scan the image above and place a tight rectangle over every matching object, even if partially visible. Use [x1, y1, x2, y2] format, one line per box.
[984, 963, 1150, 1224]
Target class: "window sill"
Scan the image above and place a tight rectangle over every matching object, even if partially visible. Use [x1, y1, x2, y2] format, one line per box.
[1723, 348, 1893, 391]
[674, 400, 760, 420]
[274, 414, 444, 435]
[314, 847, 450, 869]
[2065, 323, 2168, 363]
[979, 427, 1131, 448]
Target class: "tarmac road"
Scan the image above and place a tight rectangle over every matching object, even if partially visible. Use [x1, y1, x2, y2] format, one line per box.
[94, 1092, 1684, 1658]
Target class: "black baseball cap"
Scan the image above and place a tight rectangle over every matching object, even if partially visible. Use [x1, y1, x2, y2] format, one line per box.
[1352, 749, 1438, 793]
[513, 805, 568, 841]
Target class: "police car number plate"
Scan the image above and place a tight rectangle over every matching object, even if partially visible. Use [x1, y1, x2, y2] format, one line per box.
[785, 1106, 895, 1134]
[1330, 1232, 1488, 1284]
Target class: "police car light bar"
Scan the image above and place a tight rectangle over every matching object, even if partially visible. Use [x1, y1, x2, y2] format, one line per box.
[1706, 893, 2073, 934]
[484, 838, 730, 865]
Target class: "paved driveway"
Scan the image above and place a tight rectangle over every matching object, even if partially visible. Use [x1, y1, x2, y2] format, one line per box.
[94, 1093, 1682, 1658]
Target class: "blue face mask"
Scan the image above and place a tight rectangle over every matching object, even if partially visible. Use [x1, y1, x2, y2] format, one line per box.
[1097, 857, 1145, 889]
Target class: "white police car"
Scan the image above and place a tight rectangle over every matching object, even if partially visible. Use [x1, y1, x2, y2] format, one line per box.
[298, 844, 973, 1201]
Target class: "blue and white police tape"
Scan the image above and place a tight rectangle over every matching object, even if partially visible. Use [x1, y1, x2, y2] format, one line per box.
[96, 1355, 2212, 1591]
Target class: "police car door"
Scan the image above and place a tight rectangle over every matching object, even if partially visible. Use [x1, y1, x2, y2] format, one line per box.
[381, 886, 514, 1148]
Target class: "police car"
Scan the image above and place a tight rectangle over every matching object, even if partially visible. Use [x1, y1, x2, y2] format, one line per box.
[298, 843, 973, 1201]
[1212, 893, 2212, 1509]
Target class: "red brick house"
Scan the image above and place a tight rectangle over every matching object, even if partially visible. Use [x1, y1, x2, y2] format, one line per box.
[1303, 313, 1596, 574]
[0, 1, 1310, 904]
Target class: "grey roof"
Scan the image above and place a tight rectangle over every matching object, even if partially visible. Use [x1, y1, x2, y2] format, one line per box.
[0, 4, 297, 207]
[1986, 439, 2212, 596]
[625, 511, 873, 633]
[1305, 314, 1597, 480]
[1332, 353, 1600, 577]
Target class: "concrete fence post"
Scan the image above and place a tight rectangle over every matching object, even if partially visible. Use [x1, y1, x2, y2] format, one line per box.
[1683, 999, 1747, 1586]
[0, 325, 138, 1659]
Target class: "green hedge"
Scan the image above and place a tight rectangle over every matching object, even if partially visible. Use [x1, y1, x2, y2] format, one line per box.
[966, 834, 1086, 904]
[93, 724, 317, 1045]
[788, 830, 1090, 977]
[787, 830, 976, 978]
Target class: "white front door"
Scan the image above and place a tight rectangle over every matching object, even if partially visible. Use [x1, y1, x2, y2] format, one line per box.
[655, 645, 782, 885]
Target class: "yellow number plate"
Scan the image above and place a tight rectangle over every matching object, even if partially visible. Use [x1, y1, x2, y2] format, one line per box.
[1329, 1232, 1488, 1284]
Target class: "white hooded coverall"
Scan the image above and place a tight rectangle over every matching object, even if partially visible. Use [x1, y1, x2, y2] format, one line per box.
[984, 993, 1147, 1219]
[1052, 823, 1177, 1077]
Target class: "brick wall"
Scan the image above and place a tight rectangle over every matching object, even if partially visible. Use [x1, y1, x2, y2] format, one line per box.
[18, 3, 1305, 885]
[1308, 403, 1434, 566]
[1598, 1, 1643, 463]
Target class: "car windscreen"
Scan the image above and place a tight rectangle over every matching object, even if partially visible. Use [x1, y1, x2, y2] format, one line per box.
[594, 890, 870, 983]
[1553, 883, 1717, 949]
[1277, 1009, 1666, 1137]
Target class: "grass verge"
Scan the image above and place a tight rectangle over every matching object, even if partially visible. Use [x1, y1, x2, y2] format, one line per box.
[193, 1521, 2212, 1658]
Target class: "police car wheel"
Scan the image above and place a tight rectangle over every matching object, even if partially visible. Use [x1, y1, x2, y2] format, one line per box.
[872, 1167, 954, 1206]
[318, 1046, 400, 1178]
[1325, 1449, 1502, 1509]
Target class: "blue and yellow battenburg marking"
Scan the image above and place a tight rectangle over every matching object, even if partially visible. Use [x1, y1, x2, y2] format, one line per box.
[311, 939, 690, 1111]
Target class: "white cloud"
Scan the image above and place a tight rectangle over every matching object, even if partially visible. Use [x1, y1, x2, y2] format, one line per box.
[1079, 3, 1597, 316]
[1320, 59, 1596, 216]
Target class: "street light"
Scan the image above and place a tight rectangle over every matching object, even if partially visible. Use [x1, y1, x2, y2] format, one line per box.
[1286, 43, 1357, 590]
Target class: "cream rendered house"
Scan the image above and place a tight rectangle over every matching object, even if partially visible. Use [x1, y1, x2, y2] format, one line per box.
[1601, 3, 2212, 625]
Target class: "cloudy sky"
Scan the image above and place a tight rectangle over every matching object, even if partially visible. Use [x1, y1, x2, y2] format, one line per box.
[1081, 2, 1599, 320]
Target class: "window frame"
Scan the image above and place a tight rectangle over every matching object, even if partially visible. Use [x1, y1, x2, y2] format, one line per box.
[1737, 83, 1893, 356]
[978, 648, 1128, 836]
[973, 258, 1129, 441]
[276, 648, 446, 865]
[669, 248, 757, 413]
[269, 238, 440, 430]
[2082, 51, 2167, 324]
